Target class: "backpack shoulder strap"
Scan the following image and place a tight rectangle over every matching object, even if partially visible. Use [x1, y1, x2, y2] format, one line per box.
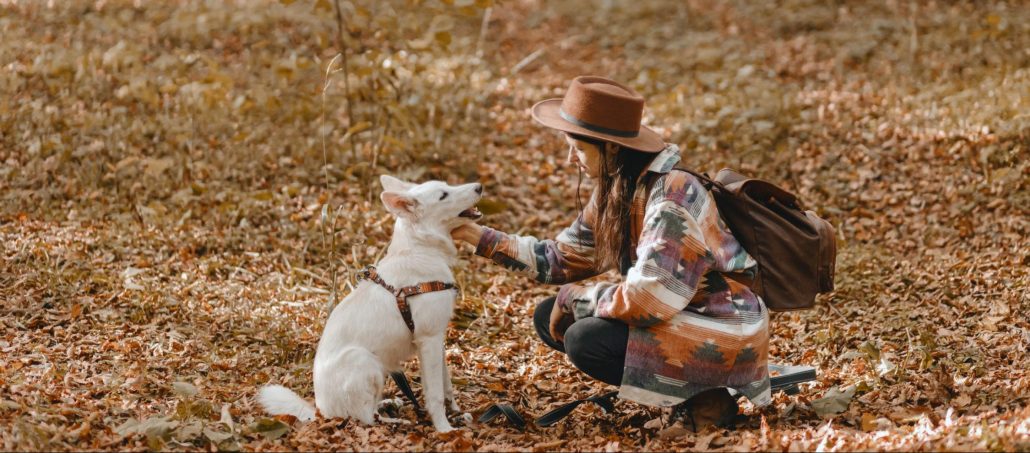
[673, 166, 721, 190]
[648, 166, 720, 194]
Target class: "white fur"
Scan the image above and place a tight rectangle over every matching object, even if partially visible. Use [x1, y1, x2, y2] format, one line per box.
[257, 175, 482, 432]
[257, 385, 317, 421]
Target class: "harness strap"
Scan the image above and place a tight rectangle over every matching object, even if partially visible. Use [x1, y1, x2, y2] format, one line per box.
[358, 265, 457, 333]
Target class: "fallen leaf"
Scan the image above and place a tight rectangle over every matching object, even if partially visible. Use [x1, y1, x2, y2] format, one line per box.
[203, 428, 233, 444]
[861, 412, 876, 432]
[812, 386, 857, 418]
[953, 393, 971, 408]
[658, 425, 689, 439]
[143, 157, 175, 177]
[250, 418, 289, 440]
[69, 303, 83, 319]
[643, 417, 663, 430]
[876, 356, 897, 377]
[695, 432, 718, 449]
[172, 382, 199, 398]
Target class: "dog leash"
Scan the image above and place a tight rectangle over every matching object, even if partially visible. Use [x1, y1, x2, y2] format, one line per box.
[389, 365, 816, 429]
[385, 372, 614, 429]
[390, 371, 422, 414]
[357, 265, 457, 333]
[476, 364, 818, 429]
[476, 391, 618, 429]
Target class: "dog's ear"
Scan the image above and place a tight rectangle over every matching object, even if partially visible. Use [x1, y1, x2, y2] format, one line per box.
[381, 191, 419, 219]
[380, 175, 415, 193]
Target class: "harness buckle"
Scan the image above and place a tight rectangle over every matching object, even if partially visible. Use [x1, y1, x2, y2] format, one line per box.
[359, 265, 375, 280]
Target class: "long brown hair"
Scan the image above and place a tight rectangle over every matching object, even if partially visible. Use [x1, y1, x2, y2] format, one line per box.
[569, 133, 658, 273]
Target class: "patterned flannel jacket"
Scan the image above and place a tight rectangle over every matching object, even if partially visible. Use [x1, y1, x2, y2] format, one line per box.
[475, 145, 771, 407]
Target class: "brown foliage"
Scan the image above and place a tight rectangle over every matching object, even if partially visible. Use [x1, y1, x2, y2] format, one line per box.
[1, 0, 1027, 451]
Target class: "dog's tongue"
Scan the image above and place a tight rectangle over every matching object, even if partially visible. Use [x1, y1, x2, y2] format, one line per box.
[459, 207, 482, 219]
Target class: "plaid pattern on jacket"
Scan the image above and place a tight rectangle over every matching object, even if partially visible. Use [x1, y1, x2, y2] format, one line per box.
[475, 145, 771, 407]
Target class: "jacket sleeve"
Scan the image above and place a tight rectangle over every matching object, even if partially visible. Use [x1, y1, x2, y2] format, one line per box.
[475, 207, 606, 284]
[557, 184, 715, 327]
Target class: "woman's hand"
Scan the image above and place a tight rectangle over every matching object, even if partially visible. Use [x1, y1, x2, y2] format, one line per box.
[549, 298, 569, 343]
[451, 223, 484, 246]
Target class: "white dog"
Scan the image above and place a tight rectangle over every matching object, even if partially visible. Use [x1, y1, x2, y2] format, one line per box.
[258, 175, 483, 432]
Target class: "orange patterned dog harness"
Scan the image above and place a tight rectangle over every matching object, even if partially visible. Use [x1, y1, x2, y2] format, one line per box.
[358, 265, 457, 333]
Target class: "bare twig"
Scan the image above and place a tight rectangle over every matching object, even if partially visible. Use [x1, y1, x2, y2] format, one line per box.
[370, 110, 392, 173]
[908, 1, 919, 67]
[321, 54, 342, 192]
[291, 267, 330, 285]
[321, 54, 344, 312]
[333, 0, 358, 162]
[511, 48, 546, 75]
[827, 301, 847, 321]
[327, 206, 343, 311]
[475, 7, 492, 59]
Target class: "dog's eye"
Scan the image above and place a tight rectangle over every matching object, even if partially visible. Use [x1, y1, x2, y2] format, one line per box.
[439, 192, 448, 201]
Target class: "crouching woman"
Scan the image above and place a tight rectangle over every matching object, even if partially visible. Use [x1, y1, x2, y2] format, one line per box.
[452, 76, 771, 426]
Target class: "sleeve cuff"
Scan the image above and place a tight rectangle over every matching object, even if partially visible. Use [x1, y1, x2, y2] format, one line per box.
[474, 227, 502, 258]
[556, 284, 587, 314]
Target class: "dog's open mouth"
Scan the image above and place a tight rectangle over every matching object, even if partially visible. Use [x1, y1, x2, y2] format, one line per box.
[458, 207, 482, 220]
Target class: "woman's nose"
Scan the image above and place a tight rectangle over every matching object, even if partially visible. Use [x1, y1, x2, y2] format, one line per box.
[567, 146, 577, 164]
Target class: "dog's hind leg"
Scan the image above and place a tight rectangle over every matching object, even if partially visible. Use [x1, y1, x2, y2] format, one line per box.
[417, 335, 454, 432]
[348, 350, 385, 425]
[318, 347, 384, 425]
[345, 376, 381, 425]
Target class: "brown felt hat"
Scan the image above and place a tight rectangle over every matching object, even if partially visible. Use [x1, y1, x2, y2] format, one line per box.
[531, 76, 665, 153]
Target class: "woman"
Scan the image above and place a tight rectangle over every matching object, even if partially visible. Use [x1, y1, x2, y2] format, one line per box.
[452, 76, 770, 427]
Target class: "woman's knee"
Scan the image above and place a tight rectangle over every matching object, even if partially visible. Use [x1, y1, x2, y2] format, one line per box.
[563, 318, 626, 386]
[533, 296, 564, 352]
[533, 296, 556, 333]
[562, 318, 604, 361]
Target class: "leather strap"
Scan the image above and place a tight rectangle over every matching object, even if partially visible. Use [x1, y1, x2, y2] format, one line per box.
[390, 371, 422, 414]
[477, 403, 528, 429]
[535, 391, 618, 427]
[479, 364, 817, 428]
[359, 265, 457, 333]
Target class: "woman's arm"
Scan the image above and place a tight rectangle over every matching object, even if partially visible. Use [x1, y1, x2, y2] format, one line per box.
[557, 177, 715, 327]
[452, 210, 604, 285]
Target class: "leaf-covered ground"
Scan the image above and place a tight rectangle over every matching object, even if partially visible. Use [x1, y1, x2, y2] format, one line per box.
[1, 0, 1028, 451]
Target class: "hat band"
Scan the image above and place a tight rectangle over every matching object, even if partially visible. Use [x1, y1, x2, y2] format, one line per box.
[559, 108, 640, 138]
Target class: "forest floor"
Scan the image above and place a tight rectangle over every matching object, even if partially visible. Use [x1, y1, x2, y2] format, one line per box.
[1, 0, 1027, 451]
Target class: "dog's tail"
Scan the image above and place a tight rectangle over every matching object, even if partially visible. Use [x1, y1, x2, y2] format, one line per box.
[257, 385, 316, 422]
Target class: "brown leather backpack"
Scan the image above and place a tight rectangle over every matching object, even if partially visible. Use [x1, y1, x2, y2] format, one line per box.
[673, 167, 837, 311]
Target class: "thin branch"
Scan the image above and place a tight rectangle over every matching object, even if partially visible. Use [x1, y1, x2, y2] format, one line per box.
[511, 48, 546, 75]
[320, 54, 343, 312]
[321, 53, 342, 193]
[334, 0, 358, 162]
[475, 7, 492, 59]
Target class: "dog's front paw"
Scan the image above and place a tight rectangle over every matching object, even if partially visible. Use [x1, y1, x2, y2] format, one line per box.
[433, 421, 455, 433]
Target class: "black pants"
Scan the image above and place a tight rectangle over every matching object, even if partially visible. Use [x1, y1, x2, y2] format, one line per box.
[533, 296, 628, 386]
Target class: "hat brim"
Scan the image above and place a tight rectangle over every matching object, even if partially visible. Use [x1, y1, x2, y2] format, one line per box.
[530, 98, 666, 153]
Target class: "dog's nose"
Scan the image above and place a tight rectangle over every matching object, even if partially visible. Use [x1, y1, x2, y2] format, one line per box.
[474, 184, 483, 194]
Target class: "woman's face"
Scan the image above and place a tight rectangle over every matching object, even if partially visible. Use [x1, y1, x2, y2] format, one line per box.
[564, 134, 602, 178]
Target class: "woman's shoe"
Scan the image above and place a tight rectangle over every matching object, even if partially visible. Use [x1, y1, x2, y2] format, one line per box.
[671, 388, 739, 432]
